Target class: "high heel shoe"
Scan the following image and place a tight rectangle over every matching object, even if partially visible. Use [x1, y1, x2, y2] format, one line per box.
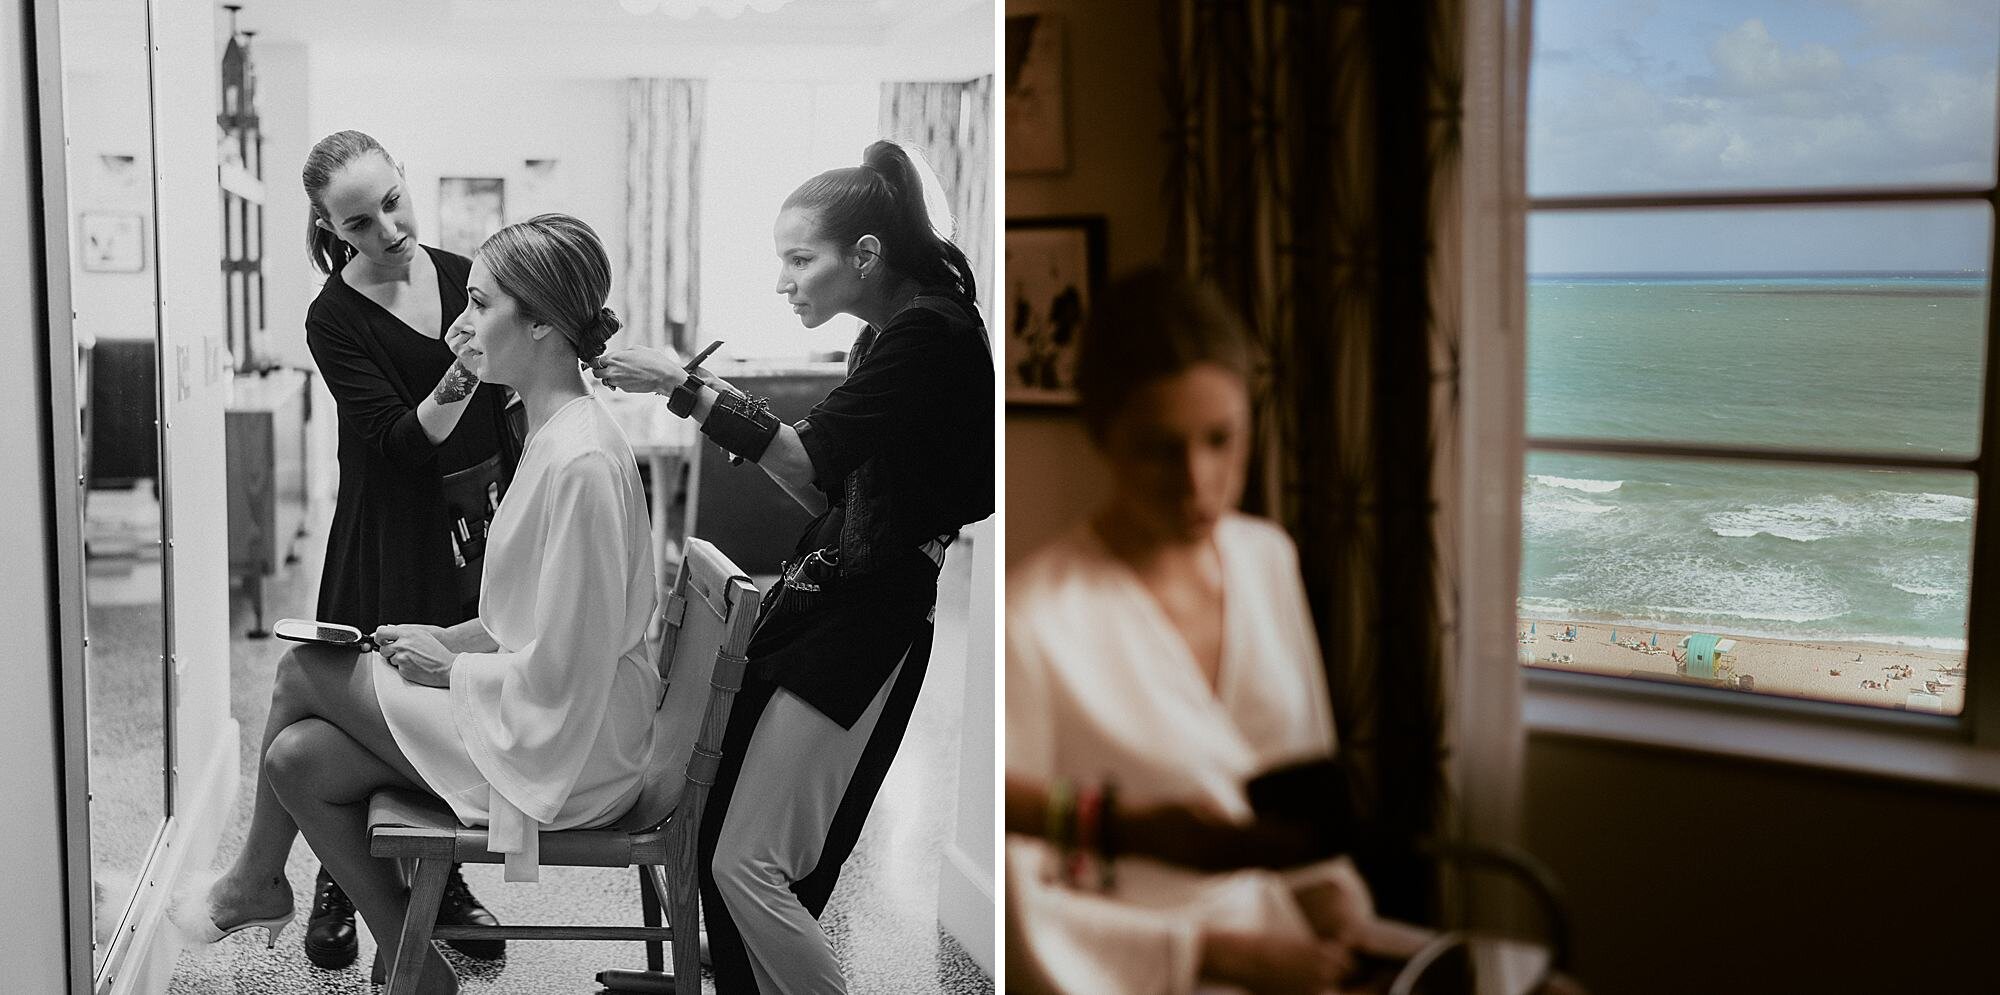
[168, 875, 296, 949]
[184, 910, 295, 948]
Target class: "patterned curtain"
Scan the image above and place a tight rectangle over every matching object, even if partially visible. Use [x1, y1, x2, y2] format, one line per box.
[880, 77, 994, 316]
[624, 78, 705, 353]
[1163, 0, 1465, 923]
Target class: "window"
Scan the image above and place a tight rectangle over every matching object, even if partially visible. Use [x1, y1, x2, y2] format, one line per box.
[1520, 1, 2000, 722]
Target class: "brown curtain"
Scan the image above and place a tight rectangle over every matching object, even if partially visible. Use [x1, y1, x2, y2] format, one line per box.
[1163, 0, 1465, 922]
[624, 78, 705, 354]
[880, 77, 995, 314]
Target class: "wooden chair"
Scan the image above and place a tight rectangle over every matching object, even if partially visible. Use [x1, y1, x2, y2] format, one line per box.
[367, 538, 758, 994]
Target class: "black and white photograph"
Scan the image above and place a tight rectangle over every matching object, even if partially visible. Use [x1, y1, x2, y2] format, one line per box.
[7, 1, 995, 993]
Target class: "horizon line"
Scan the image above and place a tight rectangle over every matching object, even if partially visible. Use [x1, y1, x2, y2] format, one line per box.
[1530, 269, 1989, 280]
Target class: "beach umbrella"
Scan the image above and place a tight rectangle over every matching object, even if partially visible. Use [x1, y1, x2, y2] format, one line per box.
[1531, 622, 1537, 635]
[1651, 632, 1659, 648]
[1611, 628, 1619, 643]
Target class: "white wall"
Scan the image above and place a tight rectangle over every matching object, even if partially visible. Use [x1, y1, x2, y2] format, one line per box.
[303, 67, 627, 331]
[60, 70, 153, 344]
[154, 0, 237, 845]
[55, 0, 153, 349]
[1, 2, 76, 992]
[938, 518, 997, 972]
[701, 78, 883, 359]
[254, 39, 314, 372]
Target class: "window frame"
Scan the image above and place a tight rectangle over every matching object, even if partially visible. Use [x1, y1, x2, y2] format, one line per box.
[1511, 17, 2000, 768]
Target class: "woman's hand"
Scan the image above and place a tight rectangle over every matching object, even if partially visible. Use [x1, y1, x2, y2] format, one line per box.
[1123, 802, 1323, 872]
[588, 346, 684, 394]
[1293, 862, 1379, 952]
[1199, 929, 1355, 994]
[690, 368, 738, 397]
[374, 624, 457, 688]
[379, 621, 451, 650]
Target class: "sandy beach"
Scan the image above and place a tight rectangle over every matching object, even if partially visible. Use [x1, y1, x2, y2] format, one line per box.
[1519, 618, 1966, 715]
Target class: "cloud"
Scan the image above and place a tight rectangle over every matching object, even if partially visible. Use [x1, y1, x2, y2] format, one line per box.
[1708, 19, 1843, 95]
[1532, 12, 1997, 193]
[1840, 0, 2000, 48]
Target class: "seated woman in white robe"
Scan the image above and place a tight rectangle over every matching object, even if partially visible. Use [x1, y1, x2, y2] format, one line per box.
[1005, 268, 1411, 995]
[179, 214, 653, 995]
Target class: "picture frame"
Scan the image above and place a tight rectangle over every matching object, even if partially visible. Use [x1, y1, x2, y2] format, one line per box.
[1005, 12, 1067, 174]
[438, 177, 506, 258]
[1004, 216, 1105, 406]
[79, 211, 145, 273]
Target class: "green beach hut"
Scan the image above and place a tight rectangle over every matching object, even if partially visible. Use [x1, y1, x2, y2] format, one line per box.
[1676, 633, 1736, 680]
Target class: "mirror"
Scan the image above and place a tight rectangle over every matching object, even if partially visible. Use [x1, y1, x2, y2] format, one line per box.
[56, 0, 171, 972]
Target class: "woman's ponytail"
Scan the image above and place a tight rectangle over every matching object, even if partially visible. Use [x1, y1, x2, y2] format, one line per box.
[306, 204, 353, 276]
[784, 140, 978, 306]
[860, 140, 977, 305]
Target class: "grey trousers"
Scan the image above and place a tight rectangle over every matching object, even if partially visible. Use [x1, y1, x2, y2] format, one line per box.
[709, 656, 908, 994]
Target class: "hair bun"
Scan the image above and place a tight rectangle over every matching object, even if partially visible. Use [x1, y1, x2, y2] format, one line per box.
[578, 306, 620, 361]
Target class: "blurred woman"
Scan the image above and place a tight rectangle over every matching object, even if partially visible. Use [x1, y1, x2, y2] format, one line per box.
[294, 129, 511, 966]
[589, 139, 993, 993]
[183, 215, 658, 995]
[1004, 268, 1399, 994]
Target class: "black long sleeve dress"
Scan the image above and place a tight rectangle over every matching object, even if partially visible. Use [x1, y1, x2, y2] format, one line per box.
[697, 290, 995, 991]
[305, 246, 514, 632]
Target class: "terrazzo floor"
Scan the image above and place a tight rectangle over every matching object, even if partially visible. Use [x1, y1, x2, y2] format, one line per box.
[167, 515, 993, 994]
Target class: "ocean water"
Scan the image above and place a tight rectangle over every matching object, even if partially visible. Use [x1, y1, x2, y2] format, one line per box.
[1521, 275, 1989, 649]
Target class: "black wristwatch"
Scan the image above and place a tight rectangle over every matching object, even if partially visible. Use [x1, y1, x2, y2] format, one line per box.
[666, 374, 702, 419]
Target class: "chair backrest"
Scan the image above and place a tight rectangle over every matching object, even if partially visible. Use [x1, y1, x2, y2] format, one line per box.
[612, 538, 758, 832]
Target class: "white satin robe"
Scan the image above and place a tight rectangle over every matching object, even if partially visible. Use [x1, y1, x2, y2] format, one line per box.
[1006, 513, 1355, 995]
[374, 393, 661, 880]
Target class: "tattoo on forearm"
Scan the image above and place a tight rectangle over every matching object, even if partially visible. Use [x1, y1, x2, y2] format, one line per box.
[433, 361, 480, 404]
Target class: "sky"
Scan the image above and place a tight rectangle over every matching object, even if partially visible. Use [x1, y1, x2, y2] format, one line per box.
[1528, 0, 2000, 274]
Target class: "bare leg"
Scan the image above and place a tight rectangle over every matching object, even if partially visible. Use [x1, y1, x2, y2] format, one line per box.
[267, 717, 457, 994]
[205, 647, 427, 926]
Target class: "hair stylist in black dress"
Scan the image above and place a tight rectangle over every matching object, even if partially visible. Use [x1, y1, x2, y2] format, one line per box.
[590, 139, 994, 993]
[297, 130, 506, 971]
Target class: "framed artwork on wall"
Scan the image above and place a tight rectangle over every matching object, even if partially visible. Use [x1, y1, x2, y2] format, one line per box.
[1005, 12, 1067, 174]
[80, 211, 145, 273]
[1004, 216, 1105, 406]
[438, 177, 506, 258]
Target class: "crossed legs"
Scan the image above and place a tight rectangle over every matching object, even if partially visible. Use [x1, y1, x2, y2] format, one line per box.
[206, 645, 457, 992]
